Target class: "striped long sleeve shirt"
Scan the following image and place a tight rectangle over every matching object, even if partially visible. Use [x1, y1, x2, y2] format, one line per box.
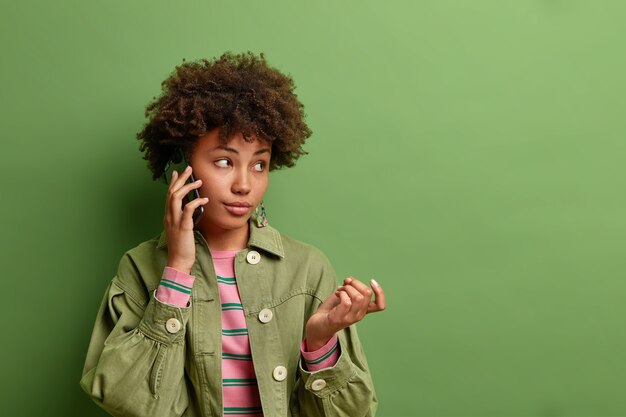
[155, 250, 340, 417]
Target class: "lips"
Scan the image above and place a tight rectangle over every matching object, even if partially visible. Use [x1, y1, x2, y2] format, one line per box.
[223, 202, 252, 216]
[224, 202, 252, 207]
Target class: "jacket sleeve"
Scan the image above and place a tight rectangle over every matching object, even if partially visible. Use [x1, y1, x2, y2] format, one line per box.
[79, 253, 191, 417]
[292, 251, 378, 417]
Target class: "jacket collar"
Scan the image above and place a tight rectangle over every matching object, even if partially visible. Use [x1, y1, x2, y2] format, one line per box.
[156, 217, 285, 258]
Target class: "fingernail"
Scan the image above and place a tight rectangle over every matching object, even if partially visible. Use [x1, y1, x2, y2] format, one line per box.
[370, 279, 379, 287]
[185, 166, 191, 171]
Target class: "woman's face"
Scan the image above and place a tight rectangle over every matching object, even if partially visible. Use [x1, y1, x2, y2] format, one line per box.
[189, 127, 271, 234]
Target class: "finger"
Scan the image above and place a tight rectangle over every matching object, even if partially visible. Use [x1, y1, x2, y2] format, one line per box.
[171, 165, 194, 193]
[325, 287, 344, 308]
[367, 279, 386, 313]
[165, 170, 179, 213]
[167, 170, 179, 191]
[165, 166, 191, 221]
[172, 178, 203, 200]
[168, 179, 203, 222]
[317, 287, 343, 315]
[181, 197, 209, 227]
[332, 289, 351, 322]
[340, 283, 360, 300]
[340, 284, 368, 317]
[344, 278, 373, 300]
[345, 282, 371, 309]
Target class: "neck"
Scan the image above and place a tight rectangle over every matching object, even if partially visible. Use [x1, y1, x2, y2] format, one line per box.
[196, 219, 250, 252]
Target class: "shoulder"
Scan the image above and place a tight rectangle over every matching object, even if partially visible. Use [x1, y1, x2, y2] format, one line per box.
[113, 233, 167, 304]
[250, 220, 332, 268]
[274, 229, 338, 298]
[121, 233, 166, 269]
[273, 227, 337, 281]
[278, 229, 331, 265]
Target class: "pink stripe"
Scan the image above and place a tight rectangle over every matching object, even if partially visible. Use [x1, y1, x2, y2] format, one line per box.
[211, 250, 239, 276]
[155, 267, 195, 307]
[222, 310, 248, 330]
[163, 266, 195, 287]
[222, 358, 256, 377]
[218, 284, 243, 303]
[222, 335, 252, 355]
[222, 385, 262, 407]
[301, 334, 340, 371]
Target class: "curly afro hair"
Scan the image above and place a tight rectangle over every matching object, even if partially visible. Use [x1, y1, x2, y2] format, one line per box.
[137, 51, 312, 182]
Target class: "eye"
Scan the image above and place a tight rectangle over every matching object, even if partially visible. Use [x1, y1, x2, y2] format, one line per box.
[253, 161, 266, 172]
[215, 159, 231, 168]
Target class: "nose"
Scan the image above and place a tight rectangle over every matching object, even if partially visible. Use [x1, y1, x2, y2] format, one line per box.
[231, 167, 251, 195]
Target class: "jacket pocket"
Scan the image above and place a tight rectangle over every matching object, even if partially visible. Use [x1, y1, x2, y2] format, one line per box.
[149, 343, 168, 397]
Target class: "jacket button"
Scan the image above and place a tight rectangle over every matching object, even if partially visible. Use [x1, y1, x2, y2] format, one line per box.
[258, 308, 273, 323]
[273, 365, 287, 381]
[311, 379, 327, 391]
[165, 318, 181, 334]
[246, 250, 261, 265]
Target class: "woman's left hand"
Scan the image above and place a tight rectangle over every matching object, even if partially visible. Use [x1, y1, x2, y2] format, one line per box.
[305, 277, 386, 351]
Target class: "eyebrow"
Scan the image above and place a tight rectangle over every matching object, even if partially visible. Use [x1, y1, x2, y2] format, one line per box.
[211, 145, 271, 156]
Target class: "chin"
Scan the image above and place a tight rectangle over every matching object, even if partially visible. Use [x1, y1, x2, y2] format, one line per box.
[209, 214, 251, 231]
[225, 217, 251, 229]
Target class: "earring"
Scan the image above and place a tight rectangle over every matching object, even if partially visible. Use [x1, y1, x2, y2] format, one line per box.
[254, 201, 268, 228]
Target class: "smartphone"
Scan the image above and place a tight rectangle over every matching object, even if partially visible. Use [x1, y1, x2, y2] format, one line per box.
[164, 148, 205, 226]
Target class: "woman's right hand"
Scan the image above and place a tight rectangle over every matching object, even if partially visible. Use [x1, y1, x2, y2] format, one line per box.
[164, 166, 209, 274]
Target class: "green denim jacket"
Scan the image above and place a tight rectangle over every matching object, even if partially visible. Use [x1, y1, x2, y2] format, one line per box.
[80, 218, 377, 417]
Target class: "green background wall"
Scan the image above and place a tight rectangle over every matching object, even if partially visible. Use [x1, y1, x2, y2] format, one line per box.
[2, 1, 625, 416]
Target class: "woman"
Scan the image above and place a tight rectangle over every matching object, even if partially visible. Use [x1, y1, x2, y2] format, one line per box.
[80, 51, 385, 417]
